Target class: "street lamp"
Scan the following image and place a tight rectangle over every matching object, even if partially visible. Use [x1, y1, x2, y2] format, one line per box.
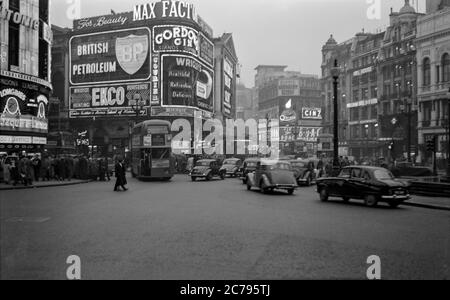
[330, 59, 341, 174]
[128, 97, 147, 153]
[447, 88, 450, 178]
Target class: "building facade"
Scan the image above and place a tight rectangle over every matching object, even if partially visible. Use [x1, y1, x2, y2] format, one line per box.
[55, 0, 238, 157]
[377, 3, 422, 163]
[255, 66, 322, 157]
[320, 35, 352, 158]
[416, 2, 450, 169]
[0, 0, 52, 154]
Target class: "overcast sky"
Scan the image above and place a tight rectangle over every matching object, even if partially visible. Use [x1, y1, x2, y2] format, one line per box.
[51, 0, 425, 87]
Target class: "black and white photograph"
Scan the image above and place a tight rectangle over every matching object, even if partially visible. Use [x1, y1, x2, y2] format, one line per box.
[0, 0, 449, 285]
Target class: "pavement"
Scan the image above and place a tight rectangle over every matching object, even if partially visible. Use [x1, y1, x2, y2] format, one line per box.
[0, 179, 92, 191]
[405, 195, 450, 211]
[0, 175, 449, 280]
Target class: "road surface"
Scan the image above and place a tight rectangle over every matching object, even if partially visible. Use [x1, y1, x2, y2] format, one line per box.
[1, 175, 449, 279]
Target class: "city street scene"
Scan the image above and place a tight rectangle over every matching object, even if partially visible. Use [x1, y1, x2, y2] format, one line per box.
[1, 0, 450, 281]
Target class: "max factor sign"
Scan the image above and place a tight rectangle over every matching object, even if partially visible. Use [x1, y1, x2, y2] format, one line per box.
[133, 1, 197, 22]
[0, 5, 39, 30]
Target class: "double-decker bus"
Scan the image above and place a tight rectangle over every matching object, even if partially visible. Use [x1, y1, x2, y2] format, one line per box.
[131, 120, 175, 181]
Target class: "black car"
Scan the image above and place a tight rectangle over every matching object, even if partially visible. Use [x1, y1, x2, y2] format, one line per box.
[190, 159, 226, 181]
[219, 158, 242, 178]
[316, 166, 411, 208]
[238, 158, 260, 184]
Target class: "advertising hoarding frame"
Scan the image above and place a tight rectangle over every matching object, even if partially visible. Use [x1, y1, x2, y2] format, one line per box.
[159, 54, 214, 117]
[69, 81, 151, 119]
[69, 27, 152, 86]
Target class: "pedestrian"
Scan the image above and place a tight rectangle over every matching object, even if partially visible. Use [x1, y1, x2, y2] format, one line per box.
[99, 158, 106, 181]
[57, 156, 66, 181]
[19, 155, 33, 186]
[32, 154, 41, 182]
[40, 155, 51, 181]
[114, 157, 128, 192]
[65, 155, 74, 181]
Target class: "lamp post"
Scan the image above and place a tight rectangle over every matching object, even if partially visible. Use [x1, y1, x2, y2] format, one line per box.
[447, 88, 450, 178]
[330, 59, 340, 174]
[129, 98, 146, 153]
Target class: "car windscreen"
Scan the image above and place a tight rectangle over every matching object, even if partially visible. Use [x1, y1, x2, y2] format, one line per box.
[267, 163, 291, 171]
[291, 162, 306, 168]
[373, 169, 394, 180]
[196, 161, 212, 167]
[223, 160, 238, 165]
[245, 162, 257, 167]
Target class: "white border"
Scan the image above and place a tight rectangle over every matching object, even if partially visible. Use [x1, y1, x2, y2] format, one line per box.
[69, 27, 152, 86]
[160, 54, 214, 116]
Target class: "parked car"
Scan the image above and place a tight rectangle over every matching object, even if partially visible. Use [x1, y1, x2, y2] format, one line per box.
[190, 159, 226, 181]
[316, 166, 411, 208]
[246, 160, 298, 195]
[219, 158, 242, 177]
[238, 158, 260, 184]
[290, 159, 317, 186]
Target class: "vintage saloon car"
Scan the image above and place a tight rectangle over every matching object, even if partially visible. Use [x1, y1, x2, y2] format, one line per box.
[219, 158, 242, 178]
[316, 166, 411, 208]
[246, 160, 298, 195]
[238, 158, 260, 184]
[190, 159, 226, 181]
[290, 159, 317, 186]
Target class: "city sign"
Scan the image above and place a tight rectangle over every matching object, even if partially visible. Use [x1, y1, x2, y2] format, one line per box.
[161, 54, 214, 113]
[302, 108, 322, 120]
[298, 127, 322, 142]
[0, 5, 39, 30]
[69, 82, 150, 118]
[133, 1, 197, 22]
[223, 56, 234, 117]
[70, 27, 151, 85]
[153, 25, 199, 56]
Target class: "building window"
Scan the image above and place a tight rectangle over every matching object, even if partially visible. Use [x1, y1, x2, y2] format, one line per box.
[361, 88, 369, 100]
[443, 53, 450, 83]
[382, 102, 390, 115]
[423, 58, 431, 86]
[371, 86, 378, 99]
[8, 0, 20, 68]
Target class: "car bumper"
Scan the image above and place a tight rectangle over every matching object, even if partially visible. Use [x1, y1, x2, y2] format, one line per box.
[271, 184, 297, 189]
[381, 195, 411, 201]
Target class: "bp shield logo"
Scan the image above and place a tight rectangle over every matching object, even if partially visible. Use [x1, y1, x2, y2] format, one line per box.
[116, 34, 149, 75]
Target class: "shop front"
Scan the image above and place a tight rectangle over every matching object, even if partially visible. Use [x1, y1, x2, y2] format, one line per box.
[0, 75, 51, 155]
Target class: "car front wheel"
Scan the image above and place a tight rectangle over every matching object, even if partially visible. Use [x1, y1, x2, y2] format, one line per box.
[365, 195, 378, 207]
[287, 189, 294, 195]
[320, 188, 329, 202]
[191, 177, 196, 182]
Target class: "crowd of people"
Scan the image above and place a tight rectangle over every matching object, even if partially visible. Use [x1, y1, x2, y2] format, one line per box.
[0, 153, 115, 186]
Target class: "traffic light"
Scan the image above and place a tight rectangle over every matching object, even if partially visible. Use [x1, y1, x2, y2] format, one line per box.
[426, 138, 436, 152]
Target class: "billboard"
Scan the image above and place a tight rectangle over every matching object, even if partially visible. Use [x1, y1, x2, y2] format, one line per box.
[153, 25, 214, 67]
[153, 25, 199, 56]
[223, 56, 234, 117]
[301, 108, 322, 120]
[70, 27, 151, 86]
[161, 54, 214, 113]
[69, 82, 150, 118]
